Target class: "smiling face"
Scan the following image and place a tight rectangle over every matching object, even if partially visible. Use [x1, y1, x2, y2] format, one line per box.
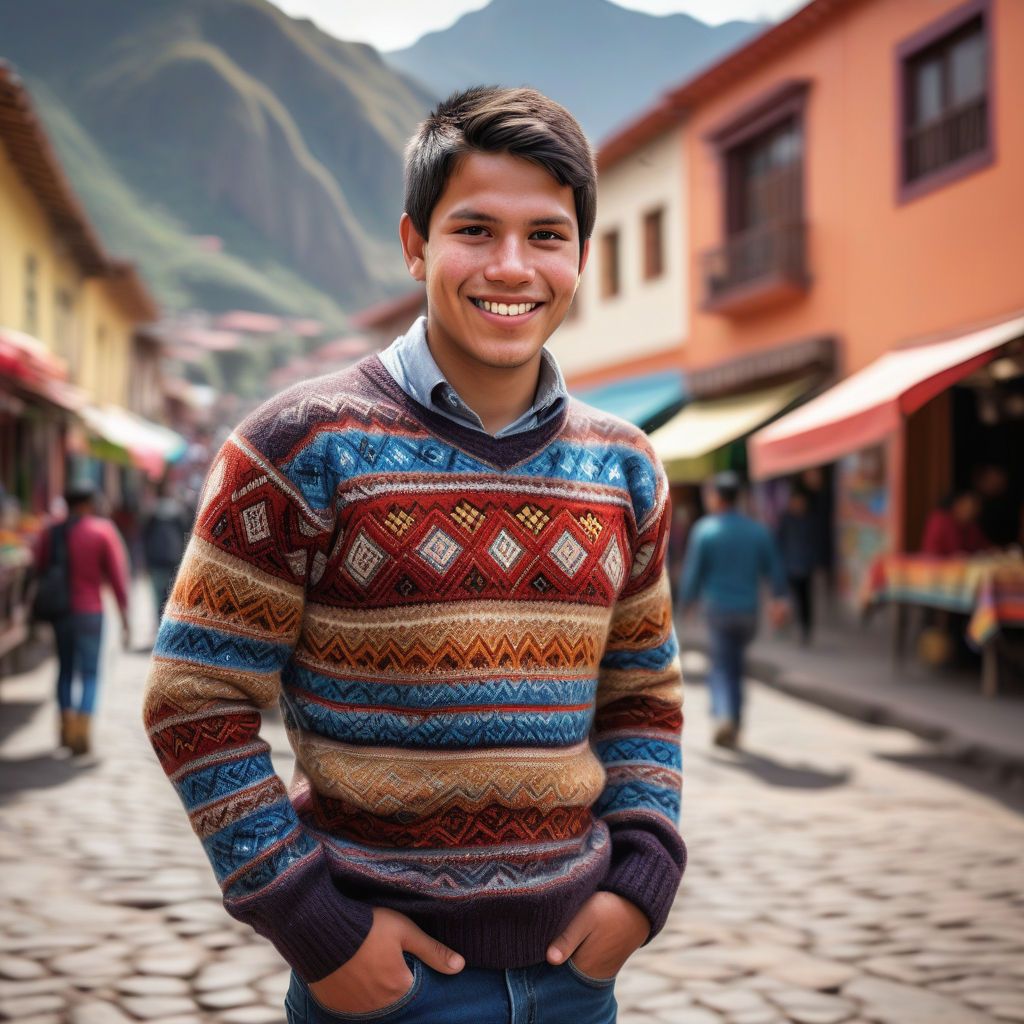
[400, 150, 588, 390]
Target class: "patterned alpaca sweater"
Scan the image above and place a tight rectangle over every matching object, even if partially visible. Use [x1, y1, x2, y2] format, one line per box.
[143, 357, 685, 983]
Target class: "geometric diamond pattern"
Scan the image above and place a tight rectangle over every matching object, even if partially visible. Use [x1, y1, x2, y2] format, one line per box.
[488, 528, 525, 572]
[599, 537, 625, 590]
[515, 502, 551, 535]
[450, 499, 485, 534]
[344, 529, 389, 587]
[241, 501, 271, 545]
[417, 526, 463, 574]
[548, 529, 587, 577]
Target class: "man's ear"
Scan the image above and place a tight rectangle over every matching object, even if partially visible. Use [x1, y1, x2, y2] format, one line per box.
[577, 237, 591, 280]
[400, 213, 427, 282]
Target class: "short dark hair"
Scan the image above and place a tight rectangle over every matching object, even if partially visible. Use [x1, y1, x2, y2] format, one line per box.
[65, 481, 98, 508]
[404, 86, 596, 257]
[709, 470, 741, 507]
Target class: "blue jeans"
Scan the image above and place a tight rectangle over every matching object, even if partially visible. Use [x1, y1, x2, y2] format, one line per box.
[706, 610, 757, 725]
[284, 957, 617, 1023]
[54, 612, 104, 714]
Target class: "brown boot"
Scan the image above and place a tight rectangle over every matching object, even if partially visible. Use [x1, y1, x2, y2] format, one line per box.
[59, 710, 75, 750]
[70, 712, 92, 756]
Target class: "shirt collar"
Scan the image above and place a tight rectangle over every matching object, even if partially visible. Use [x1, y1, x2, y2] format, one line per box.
[378, 316, 568, 437]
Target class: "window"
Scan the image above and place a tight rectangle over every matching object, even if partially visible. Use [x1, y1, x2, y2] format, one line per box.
[642, 208, 665, 281]
[23, 254, 38, 336]
[701, 80, 810, 313]
[726, 118, 803, 236]
[600, 229, 620, 299]
[898, 0, 991, 198]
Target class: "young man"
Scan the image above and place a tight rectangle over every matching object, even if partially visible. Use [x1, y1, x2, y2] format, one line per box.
[144, 86, 684, 1023]
[679, 471, 787, 749]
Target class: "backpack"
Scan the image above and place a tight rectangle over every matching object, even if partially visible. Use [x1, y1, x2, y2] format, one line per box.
[143, 511, 187, 569]
[33, 519, 73, 621]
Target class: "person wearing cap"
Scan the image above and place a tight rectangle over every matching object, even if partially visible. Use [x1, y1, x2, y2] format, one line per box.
[678, 471, 788, 748]
[34, 482, 131, 755]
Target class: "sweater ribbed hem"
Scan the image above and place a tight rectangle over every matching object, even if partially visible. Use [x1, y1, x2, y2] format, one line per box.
[415, 882, 601, 969]
[226, 852, 374, 983]
[600, 826, 687, 940]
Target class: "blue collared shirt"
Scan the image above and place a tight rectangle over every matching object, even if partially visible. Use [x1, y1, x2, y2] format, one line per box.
[377, 316, 568, 438]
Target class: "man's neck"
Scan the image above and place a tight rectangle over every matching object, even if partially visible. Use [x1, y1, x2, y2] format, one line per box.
[426, 337, 542, 436]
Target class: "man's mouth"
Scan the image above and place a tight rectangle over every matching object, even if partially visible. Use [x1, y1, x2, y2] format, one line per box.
[471, 298, 539, 317]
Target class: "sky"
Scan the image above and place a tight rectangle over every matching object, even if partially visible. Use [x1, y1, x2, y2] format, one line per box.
[272, 0, 806, 52]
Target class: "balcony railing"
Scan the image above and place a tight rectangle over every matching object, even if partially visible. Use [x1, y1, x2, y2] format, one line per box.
[904, 95, 987, 183]
[702, 220, 808, 314]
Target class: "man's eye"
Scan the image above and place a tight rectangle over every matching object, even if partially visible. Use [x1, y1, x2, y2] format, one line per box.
[531, 230, 564, 241]
[456, 225, 488, 236]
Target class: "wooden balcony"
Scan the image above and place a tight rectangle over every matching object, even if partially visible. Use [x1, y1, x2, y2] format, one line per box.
[701, 220, 809, 316]
[904, 95, 987, 184]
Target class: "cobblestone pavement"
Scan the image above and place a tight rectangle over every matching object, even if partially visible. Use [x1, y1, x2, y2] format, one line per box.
[2, 618, 1023, 1023]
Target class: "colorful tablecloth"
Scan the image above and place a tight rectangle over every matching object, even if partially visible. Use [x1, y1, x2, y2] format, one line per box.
[862, 552, 1024, 647]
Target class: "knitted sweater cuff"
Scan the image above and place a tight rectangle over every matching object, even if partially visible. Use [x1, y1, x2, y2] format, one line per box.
[599, 825, 687, 940]
[228, 854, 375, 983]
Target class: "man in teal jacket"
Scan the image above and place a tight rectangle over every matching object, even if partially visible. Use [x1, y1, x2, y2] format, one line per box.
[679, 471, 788, 748]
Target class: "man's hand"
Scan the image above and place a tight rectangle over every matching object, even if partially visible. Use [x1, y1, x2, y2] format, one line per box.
[309, 907, 464, 1014]
[768, 597, 790, 630]
[546, 892, 650, 980]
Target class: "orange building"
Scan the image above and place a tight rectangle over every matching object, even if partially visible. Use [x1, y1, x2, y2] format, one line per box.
[642, 0, 1024, 601]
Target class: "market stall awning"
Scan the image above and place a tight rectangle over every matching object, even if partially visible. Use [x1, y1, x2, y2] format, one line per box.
[0, 328, 85, 411]
[749, 314, 1024, 481]
[650, 378, 809, 482]
[573, 369, 687, 428]
[80, 404, 188, 479]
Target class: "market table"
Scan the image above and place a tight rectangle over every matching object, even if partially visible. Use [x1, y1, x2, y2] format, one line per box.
[861, 551, 1024, 696]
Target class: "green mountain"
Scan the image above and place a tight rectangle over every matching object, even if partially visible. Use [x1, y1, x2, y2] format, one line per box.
[0, 0, 435, 319]
[385, 0, 761, 143]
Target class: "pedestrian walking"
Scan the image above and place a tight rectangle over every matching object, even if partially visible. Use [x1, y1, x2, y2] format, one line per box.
[33, 481, 130, 755]
[679, 471, 788, 749]
[141, 479, 191, 627]
[776, 488, 817, 645]
[144, 86, 684, 1023]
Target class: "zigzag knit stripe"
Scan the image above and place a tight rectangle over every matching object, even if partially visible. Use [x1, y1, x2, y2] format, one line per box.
[284, 692, 594, 749]
[309, 791, 595, 850]
[284, 668, 597, 709]
[594, 736, 682, 769]
[155, 620, 292, 673]
[594, 780, 682, 822]
[174, 754, 277, 812]
[311, 822, 611, 898]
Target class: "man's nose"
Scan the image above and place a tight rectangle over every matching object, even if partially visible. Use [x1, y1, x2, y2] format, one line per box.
[484, 237, 534, 285]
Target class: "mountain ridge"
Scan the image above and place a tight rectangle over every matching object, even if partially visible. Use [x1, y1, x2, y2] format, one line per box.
[385, 0, 761, 143]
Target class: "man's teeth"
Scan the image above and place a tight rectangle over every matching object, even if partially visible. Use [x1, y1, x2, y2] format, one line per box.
[474, 299, 538, 316]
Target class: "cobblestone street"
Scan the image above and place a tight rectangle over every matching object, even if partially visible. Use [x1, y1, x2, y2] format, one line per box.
[2, 614, 1023, 1024]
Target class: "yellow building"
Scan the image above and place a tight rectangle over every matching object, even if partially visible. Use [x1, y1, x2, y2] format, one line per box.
[0, 59, 172, 514]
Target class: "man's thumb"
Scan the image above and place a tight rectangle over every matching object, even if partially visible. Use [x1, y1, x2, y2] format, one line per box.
[546, 920, 585, 966]
[403, 921, 464, 975]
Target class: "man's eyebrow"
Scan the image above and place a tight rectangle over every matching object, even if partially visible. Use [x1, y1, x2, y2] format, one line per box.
[444, 207, 575, 229]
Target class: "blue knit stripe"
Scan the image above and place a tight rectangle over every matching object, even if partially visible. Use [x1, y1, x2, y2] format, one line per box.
[601, 634, 678, 672]
[174, 754, 276, 812]
[222, 828, 321, 899]
[202, 800, 306, 884]
[595, 736, 681, 770]
[155, 619, 291, 673]
[288, 694, 593, 749]
[285, 669, 597, 710]
[594, 781, 681, 823]
[281, 429, 658, 514]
